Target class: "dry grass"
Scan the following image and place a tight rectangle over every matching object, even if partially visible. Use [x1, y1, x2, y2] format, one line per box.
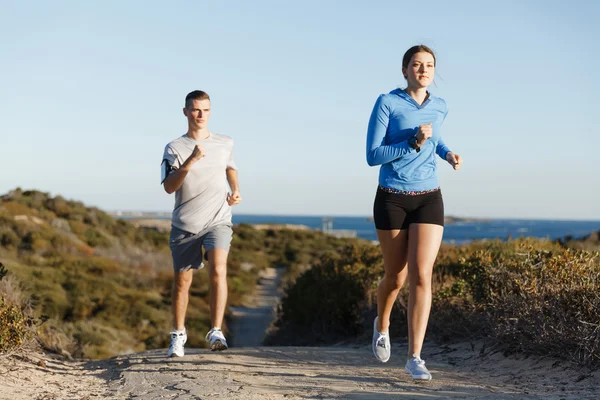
[0, 262, 35, 353]
[268, 238, 600, 368]
[1, 190, 359, 359]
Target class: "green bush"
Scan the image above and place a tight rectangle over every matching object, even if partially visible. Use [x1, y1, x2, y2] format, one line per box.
[1, 227, 20, 248]
[0, 263, 30, 352]
[269, 238, 600, 368]
[82, 228, 112, 248]
[1, 189, 370, 359]
[266, 242, 382, 345]
[0, 294, 29, 352]
[450, 244, 600, 366]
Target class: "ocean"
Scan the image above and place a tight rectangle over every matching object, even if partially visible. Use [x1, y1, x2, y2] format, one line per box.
[231, 214, 600, 243]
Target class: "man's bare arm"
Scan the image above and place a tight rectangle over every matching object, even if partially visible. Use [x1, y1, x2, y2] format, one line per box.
[226, 168, 242, 206]
[163, 164, 190, 194]
[226, 168, 239, 192]
[163, 145, 205, 194]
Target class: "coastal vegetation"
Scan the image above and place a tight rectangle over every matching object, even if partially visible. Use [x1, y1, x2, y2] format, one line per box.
[267, 238, 600, 368]
[0, 189, 359, 358]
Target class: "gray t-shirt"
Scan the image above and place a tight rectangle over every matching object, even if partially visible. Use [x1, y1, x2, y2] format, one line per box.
[162, 133, 237, 234]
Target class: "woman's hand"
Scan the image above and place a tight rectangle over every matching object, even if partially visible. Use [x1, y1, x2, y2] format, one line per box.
[446, 152, 462, 170]
[415, 123, 433, 146]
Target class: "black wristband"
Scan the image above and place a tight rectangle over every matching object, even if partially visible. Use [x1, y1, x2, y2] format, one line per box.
[408, 136, 421, 153]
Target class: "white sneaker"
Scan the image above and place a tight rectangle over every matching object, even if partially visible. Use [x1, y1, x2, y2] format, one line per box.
[205, 327, 228, 351]
[372, 317, 390, 363]
[405, 355, 432, 381]
[167, 330, 187, 357]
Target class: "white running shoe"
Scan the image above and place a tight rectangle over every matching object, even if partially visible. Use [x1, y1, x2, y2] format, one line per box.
[405, 355, 432, 381]
[167, 330, 187, 357]
[372, 317, 391, 363]
[205, 327, 228, 351]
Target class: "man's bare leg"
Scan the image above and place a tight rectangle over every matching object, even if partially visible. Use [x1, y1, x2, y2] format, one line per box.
[172, 270, 194, 330]
[207, 248, 229, 328]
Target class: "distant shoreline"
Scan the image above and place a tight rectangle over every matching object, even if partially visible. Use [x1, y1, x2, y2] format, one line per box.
[123, 214, 599, 246]
[111, 212, 491, 224]
[126, 219, 314, 233]
[109, 211, 599, 223]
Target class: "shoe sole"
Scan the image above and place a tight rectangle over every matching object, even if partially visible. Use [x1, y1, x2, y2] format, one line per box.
[210, 340, 228, 351]
[405, 368, 432, 381]
[372, 344, 390, 363]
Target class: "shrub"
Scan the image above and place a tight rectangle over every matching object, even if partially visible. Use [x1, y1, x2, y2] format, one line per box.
[268, 238, 600, 368]
[0, 263, 30, 352]
[1, 227, 20, 248]
[0, 294, 29, 352]
[1, 189, 371, 359]
[266, 242, 382, 345]
[452, 244, 600, 366]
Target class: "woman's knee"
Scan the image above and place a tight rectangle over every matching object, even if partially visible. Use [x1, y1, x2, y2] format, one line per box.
[383, 272, 405, 291]
[409, 270, 432, 289]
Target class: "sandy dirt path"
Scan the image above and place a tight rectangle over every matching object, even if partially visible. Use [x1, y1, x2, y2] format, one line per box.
[3, 343, 597, 399]
[228, 267, 283, 347]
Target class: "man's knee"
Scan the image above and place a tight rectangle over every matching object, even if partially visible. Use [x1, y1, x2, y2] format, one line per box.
[210, 262, 227, 280]
[174, 271, 193, 291]
[207, 248, 228, 278]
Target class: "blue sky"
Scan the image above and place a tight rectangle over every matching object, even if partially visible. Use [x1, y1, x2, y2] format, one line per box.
[1, 0, 598, 219]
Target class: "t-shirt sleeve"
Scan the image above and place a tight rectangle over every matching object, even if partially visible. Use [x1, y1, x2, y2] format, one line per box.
[161, 145, 181, 184]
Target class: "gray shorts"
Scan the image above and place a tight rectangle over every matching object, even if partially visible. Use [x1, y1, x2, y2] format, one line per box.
[169, 224, 233, 273]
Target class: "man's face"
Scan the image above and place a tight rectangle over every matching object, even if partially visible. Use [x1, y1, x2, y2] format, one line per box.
[183, 99, 211, 130]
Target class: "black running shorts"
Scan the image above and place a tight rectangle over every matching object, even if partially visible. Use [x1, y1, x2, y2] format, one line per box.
[373, 187, 444, 230]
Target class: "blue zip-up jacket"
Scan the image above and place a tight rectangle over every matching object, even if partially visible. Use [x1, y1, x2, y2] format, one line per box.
[366, 88, 451, 192]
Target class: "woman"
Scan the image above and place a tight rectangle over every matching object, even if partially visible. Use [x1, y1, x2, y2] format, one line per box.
[366, 45, 462, 381]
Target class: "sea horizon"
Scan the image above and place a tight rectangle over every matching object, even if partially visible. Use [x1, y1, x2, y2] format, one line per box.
[111, 210, 600, 223]
[114, 212, 600, 244]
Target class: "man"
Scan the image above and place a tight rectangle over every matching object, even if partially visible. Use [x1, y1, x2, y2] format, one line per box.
[161, 90, 242, 357]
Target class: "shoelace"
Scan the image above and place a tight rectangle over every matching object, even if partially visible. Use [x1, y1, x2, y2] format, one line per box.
[170, 333, 185, 346]
[205, 328, 222, 341]
[411, 356, 426, 366]
[376, 335, 387, 349]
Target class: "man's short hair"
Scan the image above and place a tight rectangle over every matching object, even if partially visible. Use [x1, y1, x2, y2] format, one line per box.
[185, 90, 210, 108]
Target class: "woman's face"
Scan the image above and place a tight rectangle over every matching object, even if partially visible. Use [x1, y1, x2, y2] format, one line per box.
[403, 51, 435, 89]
